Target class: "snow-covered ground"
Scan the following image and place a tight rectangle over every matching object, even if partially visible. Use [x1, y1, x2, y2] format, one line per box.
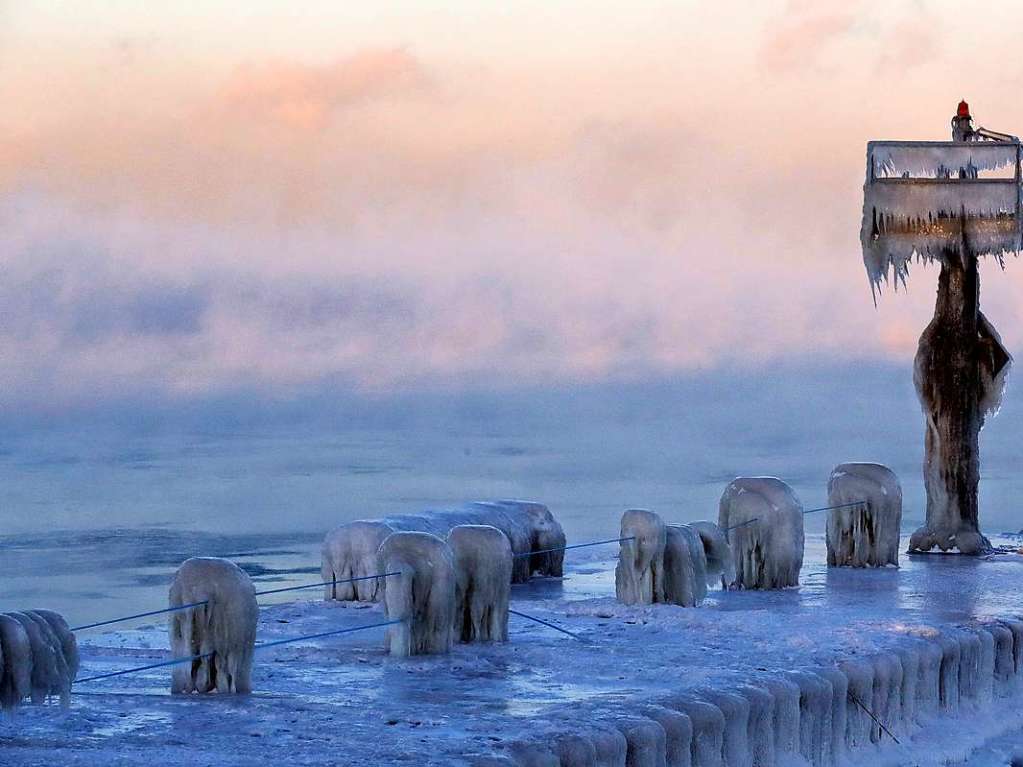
[4, 535, 1023, 766]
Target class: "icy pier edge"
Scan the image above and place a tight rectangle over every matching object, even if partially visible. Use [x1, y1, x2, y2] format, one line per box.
[469, 616, 1023, 767]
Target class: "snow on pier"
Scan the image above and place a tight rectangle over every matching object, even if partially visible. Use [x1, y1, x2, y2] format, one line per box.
[5, 537, 1023, 766]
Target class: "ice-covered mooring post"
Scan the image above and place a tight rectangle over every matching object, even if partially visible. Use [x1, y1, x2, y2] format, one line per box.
[861, 101, 1015, 554]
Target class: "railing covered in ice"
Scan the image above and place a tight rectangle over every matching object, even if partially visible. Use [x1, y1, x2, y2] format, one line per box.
[861, 140, 1022, 294]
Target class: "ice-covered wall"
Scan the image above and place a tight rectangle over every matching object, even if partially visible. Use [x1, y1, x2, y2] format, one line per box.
[482, 619, 1023, 767]
[0, 609, 77, 710]
[718, 478, 803, 590]
[826, 463, 902, 568]
[322, 501, 565, 602]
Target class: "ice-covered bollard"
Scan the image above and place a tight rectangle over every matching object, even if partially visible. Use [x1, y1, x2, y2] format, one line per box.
[511, 500, 567, 579]
[169, 557, 258, 694]
[29, 610, 79, 684]
[0, 609, 77, 710]
[826, 463, 902, 568]
[664, 524, 708, 608]
[7, 611, 72, 706]
[0, 614, 32, 710]
[616, 509, 667, 606]
[689, 521, 735, 591]
[322, 520, 395, 601]
[447, 525, 512, 643]
[378, 531, 456, 656]
[321, 501, 565, 602]
[718, 478, 804, 589]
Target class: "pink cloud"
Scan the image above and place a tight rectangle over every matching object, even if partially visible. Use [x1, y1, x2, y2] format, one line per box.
[759, 3, 859, 73]
[2, 15, 1023, 406]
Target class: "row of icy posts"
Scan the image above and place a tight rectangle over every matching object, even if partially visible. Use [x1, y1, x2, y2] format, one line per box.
[15, 502, 580, 704]
[0, 558, 403, 709]
[615, 462, 903, 604]
[9, 476, 896, 706]
[320, 501, 578, 656]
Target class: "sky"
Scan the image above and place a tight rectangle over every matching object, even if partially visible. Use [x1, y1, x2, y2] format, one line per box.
[4, 0, 1023, 415]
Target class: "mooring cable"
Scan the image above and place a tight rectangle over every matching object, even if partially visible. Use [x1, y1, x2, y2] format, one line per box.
[71, 600, 210, 633]
[73, 619, 404, 685]
[508, 608, 588, 642]
[69, 535, 642, 638]
[514, 536, 636, 559]
[255, 571, 402, 597]
[847, 690, 901, 744]
[71, 573, 404, 633]
[725, 500, 867, 532]
[803, 501, 867, 516]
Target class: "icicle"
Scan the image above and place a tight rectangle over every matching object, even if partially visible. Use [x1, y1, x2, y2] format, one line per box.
[787, 670, 833, 766]
[662, 697, 725, 767]
[937, 635, 961, 714]
[957, 630, 982, 707]
[814, 666, 848, 767]
[894, 643, 920, 730]
[736, 685, 775, 767]
[870, 653, 903, 742]
[697, 690, 750, 767]
[873, 144, 1017, 179]
[641, 705, 693, 767]
[916, 639, 943, 720]
[839, 658, 874, 750]
[761, 677, 800, 758]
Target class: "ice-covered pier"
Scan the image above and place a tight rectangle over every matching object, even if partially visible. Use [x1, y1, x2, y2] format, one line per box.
[4, 536, 1023, 766]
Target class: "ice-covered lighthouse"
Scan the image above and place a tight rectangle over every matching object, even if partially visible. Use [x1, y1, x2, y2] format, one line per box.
[861, 101, 1015, 554]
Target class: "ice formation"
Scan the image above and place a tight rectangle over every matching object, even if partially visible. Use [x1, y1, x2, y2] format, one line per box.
[6, 612, 71, 706]
[478, 617, 1023, 766]
[322, 521, 395, 601]
[826, 463, 903, 568]
[908, 254, 1012, 554]
[871, 143, 1018, 179]
[322, 501, 565, 602]
[615, 509, 666, 606]
[862, 139, 1015, 553]
[0, 609, 76, 710]
[689, 521, 735, 590]
[168, 557, 258, 694]
[615, 511, 720, 607]
[378, 531, 456, 657]
[0, 614, 33, 710]
[861, 141, 1022, 294]
[447, 524, 512, 643]
[718, 478, 803, 589]
[664, 524, 706, 607]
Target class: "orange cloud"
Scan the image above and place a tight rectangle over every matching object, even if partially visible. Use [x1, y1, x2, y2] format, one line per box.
[217, 48, 428, 132]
